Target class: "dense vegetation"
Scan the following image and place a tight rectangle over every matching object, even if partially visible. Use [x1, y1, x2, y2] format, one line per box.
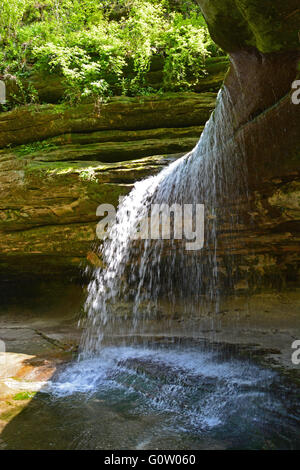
[0, 0, 222, 104]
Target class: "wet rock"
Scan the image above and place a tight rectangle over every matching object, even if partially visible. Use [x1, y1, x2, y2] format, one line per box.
[0, 151, 185, 278]
[192, 0, 300, 291]
[0, 90, 215, 278]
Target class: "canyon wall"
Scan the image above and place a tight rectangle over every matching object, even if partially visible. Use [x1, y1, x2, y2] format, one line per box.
[193, 0, 300, 291]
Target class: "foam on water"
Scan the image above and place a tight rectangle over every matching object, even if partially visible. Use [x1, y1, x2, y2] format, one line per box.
[47, 345, 285, 434]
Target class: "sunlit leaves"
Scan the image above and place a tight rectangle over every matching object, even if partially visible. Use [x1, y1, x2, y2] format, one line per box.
[0, 0, 221, 103]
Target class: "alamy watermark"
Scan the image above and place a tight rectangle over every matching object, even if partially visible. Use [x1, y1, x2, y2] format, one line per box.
[291, 80, 300, 104]
[0, 80, 6, 104]
[96, 202, 205, 251]
[291, 340, 300, 365]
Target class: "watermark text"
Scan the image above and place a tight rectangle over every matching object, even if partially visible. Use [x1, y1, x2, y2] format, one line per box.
[96, 203, 205, 251]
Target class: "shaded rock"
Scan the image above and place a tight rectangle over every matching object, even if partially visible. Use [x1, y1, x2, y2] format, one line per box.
[0, 150, 183, 278]
[146, 56, 229, 92]
[190, 0, 300, 291]
[193, 57, 230, 92]
[16, 126, 203, 163]
[28, 73, 67, 104]
[267, 181, 300, 220]
[196, 0, 300, 53]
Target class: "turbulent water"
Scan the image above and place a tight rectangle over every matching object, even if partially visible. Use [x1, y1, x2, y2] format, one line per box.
[81, 87, 248, 355]
[2, 342, 300, 450]
[19, 344, 294, 450]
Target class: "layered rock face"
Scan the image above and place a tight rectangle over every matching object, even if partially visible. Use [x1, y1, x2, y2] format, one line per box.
[0, 49, 228, 279]
[0, 92, 217, 278]
[0, 1, 299, 291]
[193, 0, 300, 291]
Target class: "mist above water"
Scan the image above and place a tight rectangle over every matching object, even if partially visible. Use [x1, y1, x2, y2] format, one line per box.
[43, 344, 300, 450]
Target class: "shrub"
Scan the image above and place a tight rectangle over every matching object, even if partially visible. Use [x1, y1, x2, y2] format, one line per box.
[0, 0, 223, 104]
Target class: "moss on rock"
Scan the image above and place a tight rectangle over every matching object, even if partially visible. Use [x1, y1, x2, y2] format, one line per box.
[196, 0, 300, 53]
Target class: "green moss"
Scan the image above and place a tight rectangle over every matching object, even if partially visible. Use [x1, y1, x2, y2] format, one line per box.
[79, 168, 98, 182]
[16, 140, 58, 157]
[13, 391, 36, 401]
[199, 0, 300, 53]
[0, 405, 25, 422]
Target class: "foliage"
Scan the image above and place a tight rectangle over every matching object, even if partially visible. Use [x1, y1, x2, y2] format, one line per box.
[16, 139, 58, 156]
[0, 0, 222, 104]
[13, 391, 36, 400]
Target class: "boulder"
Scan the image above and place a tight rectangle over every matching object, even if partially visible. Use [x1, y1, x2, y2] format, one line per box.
[196, 0, 299, 53]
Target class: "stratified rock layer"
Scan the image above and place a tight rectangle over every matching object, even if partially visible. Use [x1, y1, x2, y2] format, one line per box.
[196, 0, 299, 53]
[192, 0, 300, 291]
[0, 92, 215, 278]
[1, 1, 299, 290]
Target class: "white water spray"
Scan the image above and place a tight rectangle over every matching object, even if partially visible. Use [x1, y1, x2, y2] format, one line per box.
[81, 87, 248, 356]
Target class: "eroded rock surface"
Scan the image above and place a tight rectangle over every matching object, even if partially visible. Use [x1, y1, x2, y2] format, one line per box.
[0, 93, 215, 277]
[192, 0, 300, 291]
[0, 1, 299, 290]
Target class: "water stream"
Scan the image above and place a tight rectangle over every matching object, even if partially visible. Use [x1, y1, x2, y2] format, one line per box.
[81, 87, 248, 355]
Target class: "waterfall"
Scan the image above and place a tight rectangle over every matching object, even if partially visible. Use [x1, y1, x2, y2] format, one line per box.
[80, 86, 248, 356]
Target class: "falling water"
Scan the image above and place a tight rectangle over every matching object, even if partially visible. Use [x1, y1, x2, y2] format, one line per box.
[81, 86, 248, 356]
